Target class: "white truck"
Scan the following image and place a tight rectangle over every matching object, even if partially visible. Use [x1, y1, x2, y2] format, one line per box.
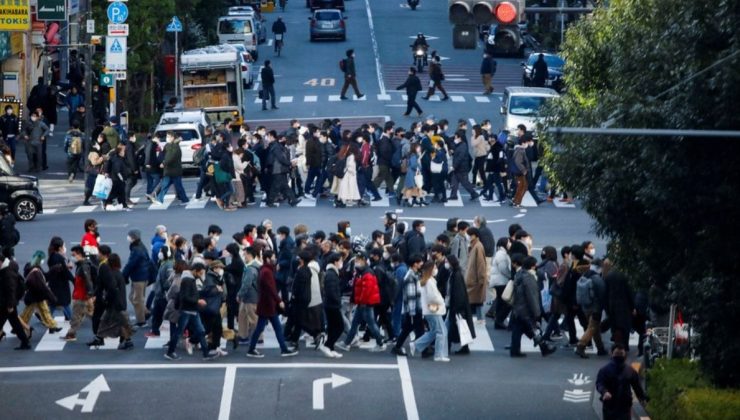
[180, 45, 247, 128]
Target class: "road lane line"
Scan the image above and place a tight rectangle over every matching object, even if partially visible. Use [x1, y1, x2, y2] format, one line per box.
[364, 0, 386, 95]
[0, 363, 399, 373]
[218, 366, 237, 420]
[396, 356, 420, 420]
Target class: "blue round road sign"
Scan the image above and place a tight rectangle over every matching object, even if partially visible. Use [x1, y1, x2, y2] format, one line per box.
[107, 2, 129, 24]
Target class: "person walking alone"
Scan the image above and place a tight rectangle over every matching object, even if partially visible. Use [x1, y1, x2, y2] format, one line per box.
[339, 49, 364, 100]
[397, 67, 423, 117]
[261, 60, 278, 111]
[422, 56, 449, 100]
[480, 52, 497, 95]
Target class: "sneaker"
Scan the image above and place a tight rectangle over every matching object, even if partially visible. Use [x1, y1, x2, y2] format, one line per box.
[335, 342, 350, 352]
[330, 350, 343, 359]
[144, 331, 160, 338]
[391, 347, 407, 356]
[281, 349, 298, 357]
[409, 341, 416, 357]
[549, 332, 564, 341]
[246, 349, 264, 358]
[350, 336, 361, 348]
[203, 350, 219, 361]
[117, 340, 134, 350]
[318, 345, 334, 358]
[184, 339, 193, 355]
[238, 338, 251, 346]
[60, 333, 76, 342]
[370, 343, 387, 352]
[434, 357, 451, 362]
[164, 352, 181, 361]
[216, 348, 229, 357]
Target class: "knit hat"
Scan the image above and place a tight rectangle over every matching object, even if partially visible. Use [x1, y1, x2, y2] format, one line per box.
[128, 229, 141, 242]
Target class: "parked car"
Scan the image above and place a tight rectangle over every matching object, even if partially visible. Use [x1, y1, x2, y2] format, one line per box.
[153, 121, 205, 169]
[307, 0, 345, 11]
[229, 44, 256, 89]
[0, 157, 43, 221]
[158, 109, 212, 129]
[309, 9, 347, 42]
[521, 52, 565, 92]
[218, 14, 260, 60]
[228, 6, 267, 44]
[500, 86, 559, 137]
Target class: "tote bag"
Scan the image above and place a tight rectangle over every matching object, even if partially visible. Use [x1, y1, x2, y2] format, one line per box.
[456, 314, 474, 346]
[93, 175, 112, 199]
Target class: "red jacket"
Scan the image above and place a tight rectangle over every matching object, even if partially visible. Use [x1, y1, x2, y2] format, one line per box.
[256, 263, 282, 317]
[353, 267, 381, 306]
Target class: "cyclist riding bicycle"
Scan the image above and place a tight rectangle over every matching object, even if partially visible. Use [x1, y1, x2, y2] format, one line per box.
[272, 17, 287, 53]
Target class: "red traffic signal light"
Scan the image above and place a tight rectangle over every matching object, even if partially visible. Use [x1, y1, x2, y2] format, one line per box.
[494, 1, 518, 24]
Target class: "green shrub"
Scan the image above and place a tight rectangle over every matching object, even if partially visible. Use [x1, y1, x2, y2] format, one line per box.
[647, 359, 708, 420]
[678, 388, 740, 420]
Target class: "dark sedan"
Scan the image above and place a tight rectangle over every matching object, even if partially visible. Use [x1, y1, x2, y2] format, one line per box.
[521, 53, 565, 92]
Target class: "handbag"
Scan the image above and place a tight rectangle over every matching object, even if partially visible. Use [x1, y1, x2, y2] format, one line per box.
[214, 163, 231, 184]
[501, 279, 515, 304]
[414, 170, 424, 189]
[430, 160, 444, 174]
[92, 174, 112, 199]
[456, 314, 474, 346]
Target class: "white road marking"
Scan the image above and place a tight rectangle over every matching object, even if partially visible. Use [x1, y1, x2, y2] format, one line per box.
[446, 78, 469, 82]
[370, 196, 389, 207]
[553, 198, 576, 208]
[364, 0, 386, 95]
[313, 373, 351, 410]
[267, 39, 273, 46]
[521, 191, 538, 207]
[56, 374, 110, 413]
[474, 96, 491, 103]
[468, 118, 477, 126]
[73, 205, 98, 213]
[468, 321, 495, 352]
[218, 366, 237, 420]
[444, 195, 463, 207]
[450, 95, 465, 102]
[0, 363, 399, 373]
[427, 95, 441, 102]
[478, 197, 501, 207]
[397, 356, 420, 420]
[353, 94, 367, 101]
[304, 95, 318, 102]
[35, 317, 69, 352]
[42, 209, 58, 214]
[279, 96, 293, 103]
[252, 82, 260, 92]
[328, 95, 341, 102]
[377, 94, 391, 101]
[185, 198, 208, 210]
[149, 194, 175, 210]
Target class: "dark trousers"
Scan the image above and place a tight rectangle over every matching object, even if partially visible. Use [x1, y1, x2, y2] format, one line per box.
[304, 167, 321, 195]
[405, 92, 422, 115]
[425, 81, 448, 98]
[240, 174, 254, 202]
[67, 155, 82, 177]
[42, 138, 47, 169]
[431, 172, 447, 200]
[373, 164, 395, 193]
[106, 179, 128, 207]
[125, 175, 138, 202]
[357, 166, 381, 199]
[509, 314, 535, 355]
[483, 171, 507, 201]
[262, 85, 276, 109]
[563, 305, 588, 344]
[267, 173, 296, 204]
[472, 156, 487, 185]
[0, 307, 29, 345]
[150, 296, 167, 335]
[312, 168, 329, 197]
[146, 172, 161, 195]
[450, 171, 477, 197]
[340, 75, 361, 98]
[324, 307, 344, 350]
[201, 312, 223, 350]
[226, 297, 238, 330]
[91, 299, 106, 336]
[259, 170, 272, 196]
[493, 285, 511, 326]
[395, 311, 424, 349]
[374, 304, 394, 339]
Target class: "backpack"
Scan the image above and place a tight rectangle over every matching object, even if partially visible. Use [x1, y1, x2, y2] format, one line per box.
[247, 149, 261, 171]
[192, 146, 206, 166]
[339, 59, 346, 72]
[576, 274, 594, 309]
[375, 265, 397, 306]
[327, 155, 347, 179]
[69, 133, 83, 155]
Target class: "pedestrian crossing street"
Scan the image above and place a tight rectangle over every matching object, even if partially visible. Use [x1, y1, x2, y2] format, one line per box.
[250, 92, 502, 105]
[4, 315, 636, 355]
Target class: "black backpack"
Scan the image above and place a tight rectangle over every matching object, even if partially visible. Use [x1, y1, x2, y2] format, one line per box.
[327, 155, 347, 179]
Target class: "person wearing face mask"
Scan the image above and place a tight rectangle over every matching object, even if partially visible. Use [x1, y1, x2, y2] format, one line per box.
[510, 229, 533, 256]
[449, 130, 479, 201]
[369, 248, 397, 343]
[145, 245, 174, 338]
[574, 258, 608, 358]
[45, 237, 74, 321]
[429, 245, 450, 299]
[465, 228, 488, 323]
[103, 143, 131, 211]
[266, 132, 301, 207]
[0, 105, 19, 159]
[20, 250, 62, 334]
[510, 256, 556, 357]
[82, 135, 109, 206]
[201, 260, 228, 356]
[21, 111, 49, 172]
[122, 229, 155, 327]
[582, 240, 596, 262]
[404, 220, 427, 262]
[409, 261, 449, 362]
[596, 343, 647, 419]
[446, 255, 475, 355]
[450, 221, 470, 276]
[155, 132, 189, 205]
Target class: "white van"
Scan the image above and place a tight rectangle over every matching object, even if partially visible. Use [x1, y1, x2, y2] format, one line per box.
[153, 121, 205, 168]
[218, 15, 260, 60]
[500, 87, 559, 135]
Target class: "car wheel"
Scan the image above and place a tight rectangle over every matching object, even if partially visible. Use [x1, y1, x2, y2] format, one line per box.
[13, 197, 37, 221]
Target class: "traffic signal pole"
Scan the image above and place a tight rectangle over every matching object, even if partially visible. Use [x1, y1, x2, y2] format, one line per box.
[83, 0, 94, 144]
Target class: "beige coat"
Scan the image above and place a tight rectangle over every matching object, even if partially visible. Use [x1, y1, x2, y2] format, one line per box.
[466, 238, 488, 304]
[471, 134, 490, 158]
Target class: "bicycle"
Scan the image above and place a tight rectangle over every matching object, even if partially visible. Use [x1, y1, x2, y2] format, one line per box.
[274, 33, 284, 57]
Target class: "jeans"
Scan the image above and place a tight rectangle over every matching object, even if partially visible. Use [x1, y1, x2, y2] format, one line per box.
[312, 168, 329, 197]
[303, 167, 321, 196]
[357, 166, 381, 199]
[168, 311, 210, 357]
[248, 315, 290, 352]
[195, 169, 210, 198]
[50, 304, 72, 320]
[509, 314, 535, 355]
[392, 293, 404, 338]
[157, 176, 189, 202]
[343, 305, 383, 346]
[262, 85, 276, 109]
[218, 180, 234, 204]
[146, 172, 161, 195]
[483, 172, 506, 201]
[414, 314, 448, 359]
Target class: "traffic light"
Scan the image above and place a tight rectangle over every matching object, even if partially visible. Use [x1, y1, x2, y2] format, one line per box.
[449, 1, 523, 25]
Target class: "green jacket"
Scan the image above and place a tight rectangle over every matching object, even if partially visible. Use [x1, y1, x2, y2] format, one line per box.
[162, 142, 183, 177]
[102, 126, 119, 149]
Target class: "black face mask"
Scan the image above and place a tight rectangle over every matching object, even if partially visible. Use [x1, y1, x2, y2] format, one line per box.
[613, 355, 625, 364]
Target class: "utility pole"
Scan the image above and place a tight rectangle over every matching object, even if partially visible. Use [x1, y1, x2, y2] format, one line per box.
[83, 0, 94, 144]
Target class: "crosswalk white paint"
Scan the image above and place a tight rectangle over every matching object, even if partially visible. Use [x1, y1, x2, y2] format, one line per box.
[185, 197, 209, 209]
[377, 94, 391, 101]
[279, 96, 293, 103]
[474, 96, 491, 103]
[469, 320, 495, 352]
[149, 195, 175, 210]
[73, 204, 98, 213]
[444, 195, 464, 207]
[370, 196, 390, 207]
[518, 322, 640, 354]
[450, 95, 465, 103]
[328, 95, 341, 102]
[553, 198, 576, 208]
[35, 317, 69, 352]
[478, 196, 502, 207]
[304, 95, 317, 103]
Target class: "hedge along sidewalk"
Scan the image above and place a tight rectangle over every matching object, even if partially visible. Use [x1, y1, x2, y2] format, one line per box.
[646, 359, 740, 420]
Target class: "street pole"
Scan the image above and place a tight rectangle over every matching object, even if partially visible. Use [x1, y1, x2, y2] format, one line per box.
[83, 0, 94, 144]
[174, 31, 179, 101]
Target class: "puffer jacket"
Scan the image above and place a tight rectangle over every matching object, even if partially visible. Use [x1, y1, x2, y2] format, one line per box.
[353, 266, 380, 306]
[512, 269, 541, 324]
[122, 240, 152, 283]
[490, 248, 511, 287]
[323, 264, 342, 309]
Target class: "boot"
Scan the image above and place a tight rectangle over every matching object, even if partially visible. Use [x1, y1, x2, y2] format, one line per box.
[574, 345, 589, 359]
[422, 88, 434, 100]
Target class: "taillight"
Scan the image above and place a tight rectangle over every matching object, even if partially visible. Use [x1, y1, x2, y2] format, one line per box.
[340, 20, 345, 28]
[191, 143, 202, 151]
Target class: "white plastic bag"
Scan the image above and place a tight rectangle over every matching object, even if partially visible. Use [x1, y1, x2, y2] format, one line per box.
[456, 314, 474, 346]
[93, 175, 112, 199]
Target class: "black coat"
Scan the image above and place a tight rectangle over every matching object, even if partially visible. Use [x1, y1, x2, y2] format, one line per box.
[106, 269, 128, 311]
[452, 141, 472, 174]
[323, 266, 342, 309]
[396, 75, 422, 95]
[46, 253, 73, 307]
[261, 66, 275, 87]
[447, 267, 476, 343]
[375, 134, 394, 167]
[405, 230, 426, 259]
[606, 270, 634, 334]
[0, 265, 23, 308]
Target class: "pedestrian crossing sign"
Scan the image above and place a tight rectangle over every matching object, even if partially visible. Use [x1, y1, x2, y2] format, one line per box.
[110, 39, 122, 53]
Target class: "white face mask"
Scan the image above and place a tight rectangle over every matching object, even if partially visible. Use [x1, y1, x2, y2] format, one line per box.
[433, 268, 438, 277]
[215, 268, 224, 276]
[6, 110, 11, 115]
[127, 236, 134, 243]
[419, 226, 426, 234]
[444, 262, 450, 270]
[213, 235, 220, 243]
[382, 252, 390, 260]
[345, 227, 352, 236]
[158, 253, 164, 261]
[588, 248, 596, 257]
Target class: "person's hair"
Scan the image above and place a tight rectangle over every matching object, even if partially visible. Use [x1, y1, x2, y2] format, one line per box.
[99, 245, 112, 256]
[337, 221, 350, 235]
[191, 234, 206, 253]
[160, 246, 172, 260]
[327, 252, 342, 265]
[369, 248, 383, 259]
[467, 227, 480, 238]
[298, 250, 313, 263]
[208, 225, 222, 235]
[412, 220, 424, 230]
[396, 222, 407, 235]
[346, 49, 354, 57]
[175, 237, 186, 249]
[277, 226, 290, 236]
[234, 148, 244, 156]
[581, 240, 593, 250]
[232, 232, 245, 244]
[517, 124, 527, 132]
[541, 246, 557, 262]
[84, 219, 97, 232]
[457, 220, 470, 231]
[48, 236, 64, 255]
[408, 67, 416, 75]
[390, 253, 403, 264]
[294, 224, 309, 236]
[244, 246, 257, 259]
[408, 254, 424, 266]
[409, 143, 420, 154]
[372, 230, 384, 241]
[436, 234, 450, 246]
[430, 244, 447, 255]
[420, 260, 436, 285]
[511, 253, 525, 267]
[109, 253, 122, 270]
[70, 245, 84, 256]
[508, 223, 522, 238]
[263, 250, 275, 260]
[571, 245, 585, 260]
[472, 124, 483, 138]
[265, 59, 271, 66]
[446, 218, 458, 232]
[447, 254, 460, 270]
[514, 230, 530, 240]
[71, 120, 80, 129]
[496, 237, 510, 250]
[560, 245, 572, 258]
[522, 256, 538, 270]
[339, 239, 352, 251]
[225, 243, 240, 259]
[173, 260, 188, 274]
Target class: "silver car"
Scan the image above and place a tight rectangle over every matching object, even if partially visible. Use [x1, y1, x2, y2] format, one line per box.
[309, 9, 347, 42]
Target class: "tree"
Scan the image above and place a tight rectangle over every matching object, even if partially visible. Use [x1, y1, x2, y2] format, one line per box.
[541, 0, 740, 387]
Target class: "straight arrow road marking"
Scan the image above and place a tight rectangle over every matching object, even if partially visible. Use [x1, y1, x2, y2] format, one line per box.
[313, 373, 351, 410]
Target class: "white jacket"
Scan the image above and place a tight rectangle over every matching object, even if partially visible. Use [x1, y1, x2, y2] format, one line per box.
[489, 248, 511, 287]
[420, 278, 446, 316]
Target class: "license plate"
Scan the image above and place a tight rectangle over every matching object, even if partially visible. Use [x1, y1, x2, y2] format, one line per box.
[322, 23, 333, 29]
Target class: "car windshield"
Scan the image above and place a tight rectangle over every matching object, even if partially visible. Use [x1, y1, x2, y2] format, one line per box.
[154, 129, 200, 142]
[219, 19, 253, 34]
[316, 12, 340, 20]
[528, 55, 564, 68]
[509, 96, 552, 116]
[0, 156, 14, 175]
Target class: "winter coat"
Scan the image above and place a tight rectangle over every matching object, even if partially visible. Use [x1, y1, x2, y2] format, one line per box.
[606, 270, 635, 335]
[293, 265, 312, 309]
[106, 153, 129, 182]
[353, 266, 381, 306]
[256, 263, 282, 317]
[465, 238, 487, 305]
[420, 278, 446, 316]
[151, 235, 167, 263]
[490, 248, 511, 287]
[23, 119, 49, 145]
[225, 258, 244, 302]
[238, 260, 261, 304]
[452, 141, 472, 174]
[24, 267, 56, 305]
[177, 273, 200, 313]
[305, 138, 322, 168]
[162, 142, 183, 177]
[153, 260, 174, 299]
[164, 273, 183, 323]
[199, 271, 224, 316]
[342, 57, 357, 77]
[0, 113, 19, 138]
[105, 269, 128, 311]
[471, 134, 490, 158]
[431, 147, 449, 174]
[336, 154, 361, 201]
[323, 264, 342, 310]
[478, 228, 495, 258]
[532, 57, 549, 86]
[396, 74, 422, 96]
[269, 142, 292, 175]
[403, 154, 421, 189]
[276, 236, 295, 283]
[143, 139, 163, 174]
[511, 145, 528, 176]
[0, 263, 23, 308]
[447, 267, 476, 343]
[405, 230, 426, 260]
[512, 269, 541, 324]
[450, 233, 469, 273]
[122, 240, 152, 283]
[429, 62, 444, 83]
[46, 253, 73, 307]
[375, 135, 394, 167]
[261, 66, 275, 87]
[563, 259, 590, 307]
